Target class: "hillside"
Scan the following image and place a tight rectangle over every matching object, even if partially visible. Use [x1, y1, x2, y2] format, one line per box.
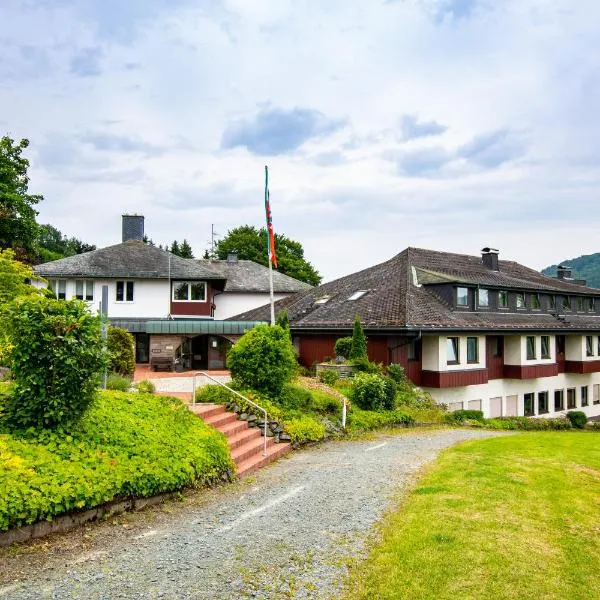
[542, 253, 600, 289]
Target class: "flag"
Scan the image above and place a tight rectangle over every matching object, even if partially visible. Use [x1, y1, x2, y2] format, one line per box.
[264, 166, 278, 268]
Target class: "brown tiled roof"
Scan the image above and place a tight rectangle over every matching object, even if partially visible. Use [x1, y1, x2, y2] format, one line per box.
[230, 247, 600, 332]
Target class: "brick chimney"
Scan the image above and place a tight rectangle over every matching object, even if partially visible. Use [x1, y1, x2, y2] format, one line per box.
[481, 247, 500, 271]
[557, 265, 572, 279]
[122, 214, 145, 242]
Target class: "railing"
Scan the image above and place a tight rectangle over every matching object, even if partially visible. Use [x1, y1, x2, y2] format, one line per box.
[192, 372, 268, 457]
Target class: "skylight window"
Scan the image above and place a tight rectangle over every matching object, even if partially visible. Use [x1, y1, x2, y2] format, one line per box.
[314, 296, 330, 305]
[348, 290, 368, 301]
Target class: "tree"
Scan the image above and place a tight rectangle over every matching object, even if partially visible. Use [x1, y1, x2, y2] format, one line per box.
[107, 327, 135, 376]
[0, 136, 42, 258]
[350, 316, 368, 360]
[179, 239, 194, 259]
[37, 224, 96, 264]
[170, 240, 180, 256]
[215, 225, 321, 286]
[0, 248, 45, 305]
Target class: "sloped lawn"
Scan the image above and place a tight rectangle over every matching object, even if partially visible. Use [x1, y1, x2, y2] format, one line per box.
[0, 385, 233, 531]
[343, 432, 600, 600]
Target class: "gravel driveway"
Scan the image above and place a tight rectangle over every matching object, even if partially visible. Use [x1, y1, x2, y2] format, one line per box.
[1, 429, 501, 599]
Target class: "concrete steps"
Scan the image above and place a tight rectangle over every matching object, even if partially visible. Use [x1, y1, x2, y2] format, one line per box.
[190, 403, 291, 478]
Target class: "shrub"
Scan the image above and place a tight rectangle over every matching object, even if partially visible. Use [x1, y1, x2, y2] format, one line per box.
[276, 310, 290, 333]
[350, 373, 391, 411]
[279, 383, 313, 410]
[566, 411, 587, 429]
[284, 416, 327, 444]
[0, 390, 233, 531]
[351, 357, 382, 374]
[381, 376, 398, 410]
[311, 390, 342, 414]
[334, 337, 353, 360]
[4, 296, 107, 429]
[347, 407, 415, 432]
[134, 379, 156, 394]
[386, 363, 406, 384]
[486, 417, 572, 431]
[445, 409, 485, 424]
[227, 324, 297, 397]
[107, 327, 135, 376]
[106, 373, 132, 391]
[319, 369, 340, 386]
[350, 316, 368, 360]
[195, 384, 236, 404]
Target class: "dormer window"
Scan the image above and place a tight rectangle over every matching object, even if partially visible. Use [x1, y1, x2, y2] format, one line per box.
[477, 289, 489, 308]
[348, 290, 368, 301]
[563, 296, 571, 311]
[456, 287, 469, 307]
[498, 290, 508, 308]
[314, 296, 330, 305]
[577, 297, 585, 312]
[531, 294, 541, 310]
[549, 295, 556, 310]
[589, 298, 596, 312]
[516, 293, 525, 309]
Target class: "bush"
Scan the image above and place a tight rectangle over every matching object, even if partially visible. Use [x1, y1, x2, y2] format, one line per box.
[566, 411, 587, 429]
[347, 407, 415, 432]
[350, 316, 368, 360]
[445, 409, 485, 424]
[351, 357, 382, 374]
[284, 416, 327, 444]
[311, 390, 342, 414]
[134, 379, 156, 394]
[350, 373, 392, 411]
[279, 383, 313, 411]
[319, 369, 340, 386]
[386, 363, 405, 384]
[106, 373, 132, 391]
[0, 390, 233, 531]
[334, 337, 353, 360]
[485, 417, 572, 431]
[4, 296, 107, 429]
[227, 324, 297, 397]
[195, 384, 236, 404]
[107, 327, 135, 376]
[381, 376, 398, 410]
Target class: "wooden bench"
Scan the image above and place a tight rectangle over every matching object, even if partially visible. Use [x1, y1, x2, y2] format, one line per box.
[150, 356, 174, 372]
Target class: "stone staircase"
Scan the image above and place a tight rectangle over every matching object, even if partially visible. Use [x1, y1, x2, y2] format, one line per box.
[190, 403, 291, 478]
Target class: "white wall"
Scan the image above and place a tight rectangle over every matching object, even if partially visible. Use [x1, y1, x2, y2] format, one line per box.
[213, 292, 288, 320]
[422, 335, 486, 372]
[505, 334, 555, 366]
[423, 372, 600, 420]
[565, 334, 600, 362]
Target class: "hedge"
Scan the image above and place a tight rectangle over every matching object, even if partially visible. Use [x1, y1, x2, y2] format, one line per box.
[0, 388, 233, 531]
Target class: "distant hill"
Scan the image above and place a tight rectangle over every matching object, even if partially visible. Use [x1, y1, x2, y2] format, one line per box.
[541, 253, 600, 289]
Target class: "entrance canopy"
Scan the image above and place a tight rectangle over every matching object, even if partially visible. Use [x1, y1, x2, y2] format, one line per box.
[145, 320, 266, 335]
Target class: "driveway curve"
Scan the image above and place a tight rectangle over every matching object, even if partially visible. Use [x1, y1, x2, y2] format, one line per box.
[1, 429, 501, 599]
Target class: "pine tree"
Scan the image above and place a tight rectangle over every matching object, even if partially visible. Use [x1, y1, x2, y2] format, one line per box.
[350, 315, 368, 360]
[179, 239, 194, 258]
[276, 310, 291, 338]
[170, 240, 180, 256]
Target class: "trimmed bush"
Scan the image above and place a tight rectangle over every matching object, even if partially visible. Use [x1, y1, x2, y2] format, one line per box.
[106, 373, 132, 391]
[334, 337, 353, 360]
[107, 327, 135, 376]
[0, 390, 233, 531]
[134, 379, 156, 394]
[227, 324, 297, 397]
[485, 417, 572, 431]
[350, 316, 368, 360]
[445, 410, 485, 423]
[319, 369, 340, 386]
[279, 383, 313, 411]
[284, 416, 327, 444]
[566, 411, 587, 429]
[4, 296, 106, 429]
[195, 384, 236, 404]
[386, 363, 406, 384]
[350, 373, 390, 411]
[347, 407, 415, 432]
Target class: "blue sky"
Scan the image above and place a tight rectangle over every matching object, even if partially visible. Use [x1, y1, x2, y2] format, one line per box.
[1, 0, 599, 281]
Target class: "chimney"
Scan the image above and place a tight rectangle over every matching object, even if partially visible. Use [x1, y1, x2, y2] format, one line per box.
[557, 265, 572, 280]
[122, 214, 144, 242]
[481, 247, 500, 271]
[227, 252, 238, 263]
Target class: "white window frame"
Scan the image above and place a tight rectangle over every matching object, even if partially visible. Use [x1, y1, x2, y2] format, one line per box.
[171, 281, 207, 303]
[456, 287, 469, 307]
[477, 289, 489, 308]
[498, 290, 509, 309]
[116, 280, 135, 303]
[74, 279, 94, 301]
[50, 279, 67, 300]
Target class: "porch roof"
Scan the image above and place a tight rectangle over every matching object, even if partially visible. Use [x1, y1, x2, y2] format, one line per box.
[145, 320, 266, 335]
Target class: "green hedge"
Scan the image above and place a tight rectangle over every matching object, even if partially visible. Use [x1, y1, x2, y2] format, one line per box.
[347, 407, 415, 432]
[0, 388, 233, 531]
[483, 417, 572, 431]
[444, 410, 485, 424]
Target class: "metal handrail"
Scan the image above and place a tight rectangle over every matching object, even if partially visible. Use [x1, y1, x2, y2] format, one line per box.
[192, 372, 268, 457]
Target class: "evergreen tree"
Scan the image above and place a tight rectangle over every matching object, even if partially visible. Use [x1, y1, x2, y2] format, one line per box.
[170, 240, 180, 256]
[179, 239, 194, 258]
[350, 315, 368, 360]
[276, 310, 291, 338]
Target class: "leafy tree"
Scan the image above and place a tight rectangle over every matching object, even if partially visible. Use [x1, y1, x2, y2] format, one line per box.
[350, 316, 368, 360]
[36, 224, 96, 264]
[227, 324, 297, 397]
[0, 136, 42, 258]
[4, 296, 106, 428]
[0, 248, 45, 305]
[215, 225, 321, 286]
[170, 240, 180, 256]
[334, 337, 353, 360]
[179, 239, 194, 258]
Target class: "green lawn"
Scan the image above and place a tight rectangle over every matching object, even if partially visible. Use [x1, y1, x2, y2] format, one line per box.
[343, 432, 600, 600]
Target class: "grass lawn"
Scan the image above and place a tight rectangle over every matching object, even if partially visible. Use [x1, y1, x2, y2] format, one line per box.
[343, 432, 600, 600]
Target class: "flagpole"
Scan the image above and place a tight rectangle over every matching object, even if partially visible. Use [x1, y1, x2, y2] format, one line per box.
[265, 165, 275, 326]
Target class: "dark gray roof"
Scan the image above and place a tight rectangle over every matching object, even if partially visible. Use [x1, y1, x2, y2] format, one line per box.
[201, 260, 312, 293]
[33, 241, 226, 281]
[230, 247, 600, 332]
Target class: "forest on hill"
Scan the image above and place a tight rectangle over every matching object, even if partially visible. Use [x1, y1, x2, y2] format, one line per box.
[542, 253, 600, 289]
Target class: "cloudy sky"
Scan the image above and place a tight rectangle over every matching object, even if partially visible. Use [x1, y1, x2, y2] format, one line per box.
[1, 0, 599, 282]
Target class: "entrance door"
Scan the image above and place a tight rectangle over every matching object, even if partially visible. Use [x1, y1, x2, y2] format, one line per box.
[135, 333, 150, 363]
[191, 335, 209, 369]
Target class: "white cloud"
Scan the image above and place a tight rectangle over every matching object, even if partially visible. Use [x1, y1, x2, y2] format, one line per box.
[1, 0, 599, 281]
